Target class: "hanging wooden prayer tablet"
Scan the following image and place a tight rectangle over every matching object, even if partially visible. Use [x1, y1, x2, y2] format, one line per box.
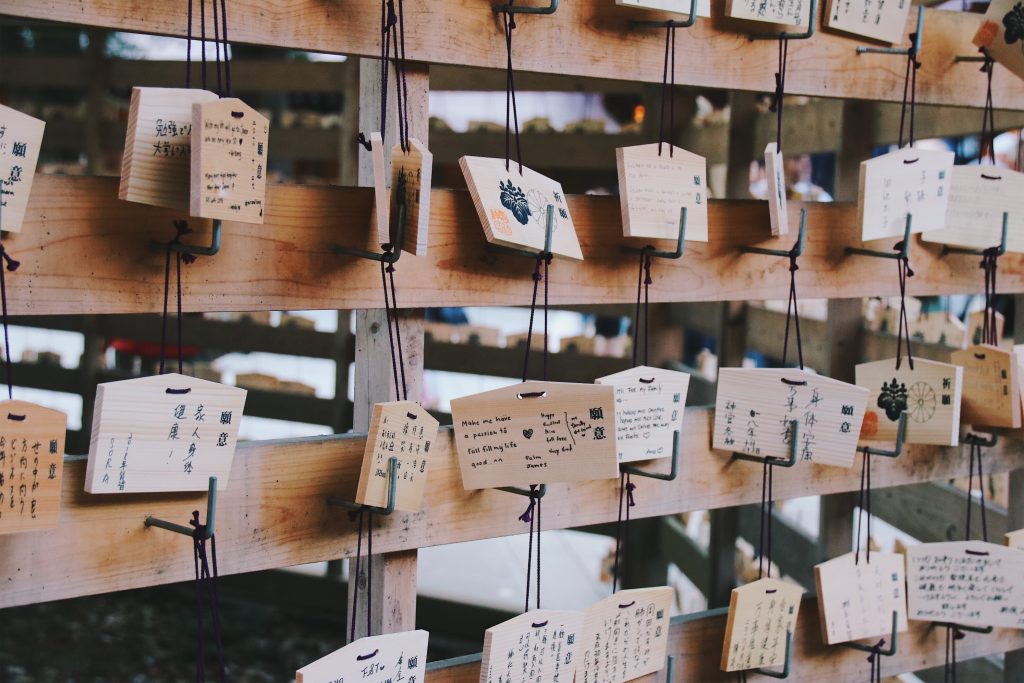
[967, 309, 1005, 347]
[1007, 529, 1024, 549]
[0, 401, 67, 535]
[857, 147, 954, 240]
[355, 401, 440, 513]
[119, 87, 218, 211]
[365, 132, 389, 245]
[615, 143, 708, 241]
[907, 541, 1024, 629]
[389, 138, 433, 255]
[814, 552, 909, 645]
[595, 365, 689, 464]
[726, 0, 807, 27]
[0, 104, 46, 232]
[908, 311, 967, 347]
[479, 609, 583, 683]
[84, 373, 247, 494]
[576, 587, 673, 683]
[450, 381, 617, 490]
[922, 166, 1024, 254]
[975, 0, 1024, 82]
[713, 368, 869, 468]
[190, 97, 269, 224]
[459, 156, 583, 260]
[295, 629, 429, 683]
[855, 358, 963, 446]
[721, 578, 804, 673]
[823, 0, 912, 44]
[950, 344, 1021, 428]
[764, 143, 789, 236]
[615, 0, 712, 14]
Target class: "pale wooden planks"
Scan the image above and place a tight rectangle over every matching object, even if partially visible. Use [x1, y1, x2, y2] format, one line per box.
[2, 407, 1023, 609]
[10, 174, 1024, 315]
[424, 601, 1024, 682]
[1, 2, 1019, 109]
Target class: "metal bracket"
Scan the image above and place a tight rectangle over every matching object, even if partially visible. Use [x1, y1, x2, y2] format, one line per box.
[937, 621, 994, 634]
[327, 456, 398, 516]
[955, 47, 991, 64]
[334, 179, 407, 265]
[144, 475, 218, 539]
[842, 611, 898, 656]
[626, 0, 700, 28]
[749, 0, 816, 41]
[942, 212, 1008, 257]
[861, 411, 907, 458]
[963, 431, 999, 448]
[857, 6, 924, 55]
[152, 220, 222, 257]
[621, 430, 679, 481]
[624, 207, 686, 260]
[749, 630, 793, 678]
[846, 214, 912, 260]
[740, 208, 807, 257]
[664, 655, 674, 681]
[498, 483, 548, 498]
[731, 420, 799, 468]
[489, 205, 555, 260]
[494, 0, 558, 15]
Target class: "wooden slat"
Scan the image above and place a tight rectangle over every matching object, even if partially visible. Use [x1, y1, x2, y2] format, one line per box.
[425, 601, 1024, 682]
[873, 481, 1009, 543]
[1, 3, 1018, 109]
[2, 406, 1022, 609]
[10, 175, 1024, 316]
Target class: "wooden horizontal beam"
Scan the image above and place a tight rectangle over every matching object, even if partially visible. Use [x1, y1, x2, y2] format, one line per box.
[425, 600, 1024, 682]
[10, 175, 1022, 316]
[2, 406, 1022, 609]
[873, 481, 1009, 544]
[1, 2, 1016, 108]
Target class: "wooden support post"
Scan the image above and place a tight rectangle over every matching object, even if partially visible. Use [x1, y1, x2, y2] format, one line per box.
[725, 92, 759, 200]
[837, 101, 877, 203]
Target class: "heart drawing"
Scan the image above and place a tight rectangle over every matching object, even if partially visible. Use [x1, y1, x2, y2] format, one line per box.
[522, 429, 534, 439]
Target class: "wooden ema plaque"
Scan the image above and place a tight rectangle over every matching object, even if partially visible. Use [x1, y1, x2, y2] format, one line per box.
[0, 104, 45, 233]
[451, 381, 617, 490]
[824, 0, 912, 44]
[479, 609, 583, 683]
[367, 132, 389, 245]
[907, 541, 1024, 629]
[721, 578, 804, 673]
[84, 373, 247, 494]
[857, 147, 954, 240]
[855, 358, 963, 446]
[814, 552, 909, 645]
[1007, 529, 1024, 549]
[576, 587, 673, 683]
[950, 344, 1021, 429]
[355, 401, 440, 513]
[967, 309, 1005, 347]
[0, 401, 67, 535]
[615, 0, 712, 15]
[922, 166, 1024, 254]
[388, 138, 433, 255]
[615, 143, 708, 241]
[119, 87, 218, 211]
[595, 365, 689, 464]
[726, 0, 808, 26]
[190, 97, 269, 224]
[909, 312, 967, 347]
[975, 0, 1024, 82]
[713, 368, 869, 468]
[295, 629, 428, 683]
[764, 143, 789, 236]
[459, 156, 583, 260]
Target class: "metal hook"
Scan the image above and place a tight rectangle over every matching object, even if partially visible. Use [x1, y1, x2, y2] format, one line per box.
[664, 655, 674, 681]
[623, 207, 687, 260]
[842, 611, 898, 656]
[621, 430, 679, 481]
[937, 621, 994, 634]
[334, 176, 408, 265]
[144, 475, 217, 539]
[749, 0, 816, 41]
[152, 220, 222, 257]
[629, 0, 699, 28]
[326, 456, 398, 516]
[857, 6, 924, 55]
[955, 47, 992, 64]
[749, 630, 793, 678]
[846, 214, 912, 260]
[963, 431, 999, 448]
[861, 411, 907, 458]
[731, 420, 799, 468]
[490, 205, 555, 260]
[740, 208, 807, 257]
[942, 212, 1008, 257]
[494, 0, 558, 14]
[497, 483, 548, 498]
